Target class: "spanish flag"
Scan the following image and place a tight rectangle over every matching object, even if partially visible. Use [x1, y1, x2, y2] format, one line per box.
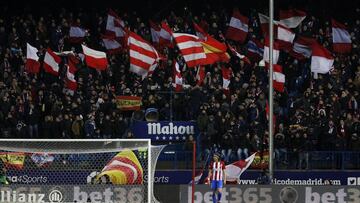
[200, 36, 230, 65]
[0, 152, 26, 170]
[96, 150, 143, 184]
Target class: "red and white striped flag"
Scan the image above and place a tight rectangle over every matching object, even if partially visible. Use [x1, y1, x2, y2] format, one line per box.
[196, 66, 205, 86]
[263, 37, 280, 66]
[66, 59, 77, 92]
[69, 24, 86, 43]
[273, 64, 285, 92]
[173, 60, 183, 92]
[311, 43, 334, 74]
[160, 22, 173, 47]
[173, 33, 206, 67]
[279, 9, 306, 28]
[44, 48, 61, 76]
[289, 36, 316, 60]
[128, 31, 161, 78]
[277, 24, 295, 50]
[106, 9, 125, 39]
[101, 34, 122, 54]
[25, 43, 40, 74]
[332, 19, 352, 53]
[81, 45, 108, 70]
[225, 9, 249, 43]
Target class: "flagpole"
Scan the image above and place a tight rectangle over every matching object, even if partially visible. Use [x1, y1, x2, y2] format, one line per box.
[268, 0, 275, 183]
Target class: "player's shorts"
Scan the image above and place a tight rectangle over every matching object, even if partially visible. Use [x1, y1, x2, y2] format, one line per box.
[211, 180, 223, 190]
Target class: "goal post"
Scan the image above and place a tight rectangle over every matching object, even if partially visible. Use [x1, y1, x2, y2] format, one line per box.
[0, 139, 164, 203]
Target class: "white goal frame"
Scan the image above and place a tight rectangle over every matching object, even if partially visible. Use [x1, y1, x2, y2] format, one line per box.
[0, 138, 152, 203]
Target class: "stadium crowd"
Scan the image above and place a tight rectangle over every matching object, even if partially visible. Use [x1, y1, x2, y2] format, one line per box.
[0, 2, 359, 169]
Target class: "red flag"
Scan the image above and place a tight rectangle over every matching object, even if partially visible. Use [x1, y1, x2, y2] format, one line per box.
[332, 19, 352, 53]
[246, 39, 264, 63]
[225, 153, 256, 183]
[225, 9, 249, 43]
[25, 43, 40, 74]
[43, 48, 61, 76]
[258, 13, 279, 36]
[81, 45, 108, 70]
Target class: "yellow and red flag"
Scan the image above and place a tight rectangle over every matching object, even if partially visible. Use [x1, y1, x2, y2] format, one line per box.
[97, 150, 143, 184]
[116, 96, 142, 111]
[0, 152, 26, 170]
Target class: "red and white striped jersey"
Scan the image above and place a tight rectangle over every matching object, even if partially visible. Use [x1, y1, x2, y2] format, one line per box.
[209, 161, 226, 181]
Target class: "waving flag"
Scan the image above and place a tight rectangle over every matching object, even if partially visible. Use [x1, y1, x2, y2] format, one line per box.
[258, 13, 279, 36]
[96, 150, 143, 184]
[106, 9, 125, 39]
[246, 39, 264, 62]
[225, 153, 256, 183]
[149, 20, 161, 44]
[160, 22, 173, 47]
[289, 36, 316, 60]
[279, 9, 306, 28]
[201, 35, 230, 64]
[225, 9, 249, 43]
[173, 33, 206, 67]
[82, 45, 108, 70]
[44, 48, 61, 76]
[69, 24, 86, 43]
[273, 64, 285, 92]
[31, 153, 54, 168]
[332, 19, 352, 53]
[263, 37, 280, 66]
[311, 43, 334, 74]
[277, 24, 295, 50]
[25, 43, 40, 74]
[173, 61, 183, 92]
[101, 34, 122, 54]
[128, 31, 161, 78]
[65, 59, 77, 92]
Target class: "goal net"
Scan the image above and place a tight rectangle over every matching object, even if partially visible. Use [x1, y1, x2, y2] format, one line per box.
[0, 139, 164, 203]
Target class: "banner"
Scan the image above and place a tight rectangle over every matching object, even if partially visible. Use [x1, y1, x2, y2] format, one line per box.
[6, 170, 360, 185]
[116, 96, 141, 111]
[131, 121, 198, 141]
[0, 153, 25, 170]
[180, 185, 360, 203]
